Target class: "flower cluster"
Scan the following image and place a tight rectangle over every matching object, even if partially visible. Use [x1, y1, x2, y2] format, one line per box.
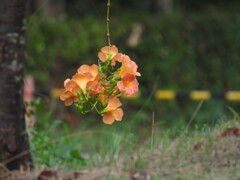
[60, 45, 140, 124]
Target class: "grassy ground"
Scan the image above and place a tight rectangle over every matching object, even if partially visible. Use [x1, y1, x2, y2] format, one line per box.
[2, 116, 240, 180]
[2, 113, 240, 179]
[72, 118, 240, 180]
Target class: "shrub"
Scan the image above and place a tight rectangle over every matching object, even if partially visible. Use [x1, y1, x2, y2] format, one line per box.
[26, 12, 240, 127]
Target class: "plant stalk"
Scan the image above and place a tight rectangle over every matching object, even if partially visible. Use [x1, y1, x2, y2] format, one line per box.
[106, 0, 111, 46]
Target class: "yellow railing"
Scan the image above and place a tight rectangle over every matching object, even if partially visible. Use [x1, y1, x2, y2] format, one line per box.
[50, 89, 240, 101]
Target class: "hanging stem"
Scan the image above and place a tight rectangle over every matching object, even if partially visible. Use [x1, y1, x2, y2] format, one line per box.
[106, 0, 111, 46]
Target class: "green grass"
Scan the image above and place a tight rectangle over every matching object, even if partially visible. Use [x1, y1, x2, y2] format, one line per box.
[24, 111, 240, 180]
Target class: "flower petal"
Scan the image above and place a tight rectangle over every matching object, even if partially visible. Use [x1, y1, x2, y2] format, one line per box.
[112, 108, 124, 121]
[77, 65, 89, 74]
[64, 98, 74, 106]
[77, 64, 99, 78]
[102, 112, 115, 124]
[135, 72, 141, 76]
[98, 52, 107, 62]
[106, 98, 122, 111]
[112, 53, 122, 61]
[119, 55, 140, 76]
[64, 79, 71, 86]
[101, 46, 110, 53]
[117, 81, 125, 92]
[65, 80, 79, 90]
[72, 72, 93, 90]
[88, 81, 104, 95]
[117, 74, 139, 96]
[89, 64, 99, 78]
[110, 45, 118, 54]
[60, 90, 72, 100]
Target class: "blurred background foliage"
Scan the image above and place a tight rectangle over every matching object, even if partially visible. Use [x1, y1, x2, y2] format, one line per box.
[25, 0, 240, 129]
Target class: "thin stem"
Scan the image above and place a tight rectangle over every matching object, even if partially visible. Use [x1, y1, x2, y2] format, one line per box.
[184, 100, 204, 132]
[91, 99, 99, 111]
[151, 112, 155, 150]
[106, 0, 111, 46]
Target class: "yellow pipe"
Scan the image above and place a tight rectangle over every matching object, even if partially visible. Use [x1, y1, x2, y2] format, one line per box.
[225, 91, 240, 101]
[189, 90, 211, 101]
[155, 90, 176, 100]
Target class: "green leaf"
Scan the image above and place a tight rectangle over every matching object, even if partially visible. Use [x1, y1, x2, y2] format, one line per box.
[70, 150, 86, 165]
[47, 120, 65, 132]
[41, 111, 53, 127]
[228, 106, 240, 121]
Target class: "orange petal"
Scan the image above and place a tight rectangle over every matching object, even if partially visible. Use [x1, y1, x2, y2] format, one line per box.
[65, 80, 79, 90]
[77, 65, 89, 74]
[77, 64, 98, 77]
[111, 59, 117, 66]
[122, 73, 135, 82]
[102, 112, 115, 124]
[98, 52, 107, 62]
[119, 55, 140, 76]
[117, 73, 139, 96]
[101, 46, 110, 53]
[116, 81, 125, 92]
[64, 79, 71, 87]
[110, 45, 118, 54]
[60, 90, 72, 100]
[112, 108, 124, 121]
[125, 88, 136, 96]
[106, 98, 122, 111]
[112, 53, 122, 61]
[121, 54, 131, 62]
[136, 72, 141, 76]
[64, 98, 73, 106]
[89, 64, 99, 78]
[72, 72, 93, 90]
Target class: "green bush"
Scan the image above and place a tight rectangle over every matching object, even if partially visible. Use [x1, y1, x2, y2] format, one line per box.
[26, 12, 240, 127]
[136, 12, 240, 92]
[26, 15, 105, 83]
[26, 12, 240, 91]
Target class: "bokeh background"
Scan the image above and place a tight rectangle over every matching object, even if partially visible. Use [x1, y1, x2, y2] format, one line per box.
[25, 0, 240, 131]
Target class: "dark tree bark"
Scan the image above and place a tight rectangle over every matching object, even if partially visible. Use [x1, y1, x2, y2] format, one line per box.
[0, 0, 33, 170]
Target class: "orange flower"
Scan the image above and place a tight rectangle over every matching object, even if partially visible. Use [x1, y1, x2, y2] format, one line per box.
[102, 98, 124, 124]
[117, 73, 139, 96]
[60, 79, 80, 106]
[87, 80, 104, 95]
[77, 64, 99, 80]
[72, 72, 94, 90]
[118, 55, 141, 76]
[98, 45, 121, 66]
[72, 64, 100, 91]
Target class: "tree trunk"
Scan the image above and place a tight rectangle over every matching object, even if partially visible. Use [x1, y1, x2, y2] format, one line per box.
[0, 0, 33, 170]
